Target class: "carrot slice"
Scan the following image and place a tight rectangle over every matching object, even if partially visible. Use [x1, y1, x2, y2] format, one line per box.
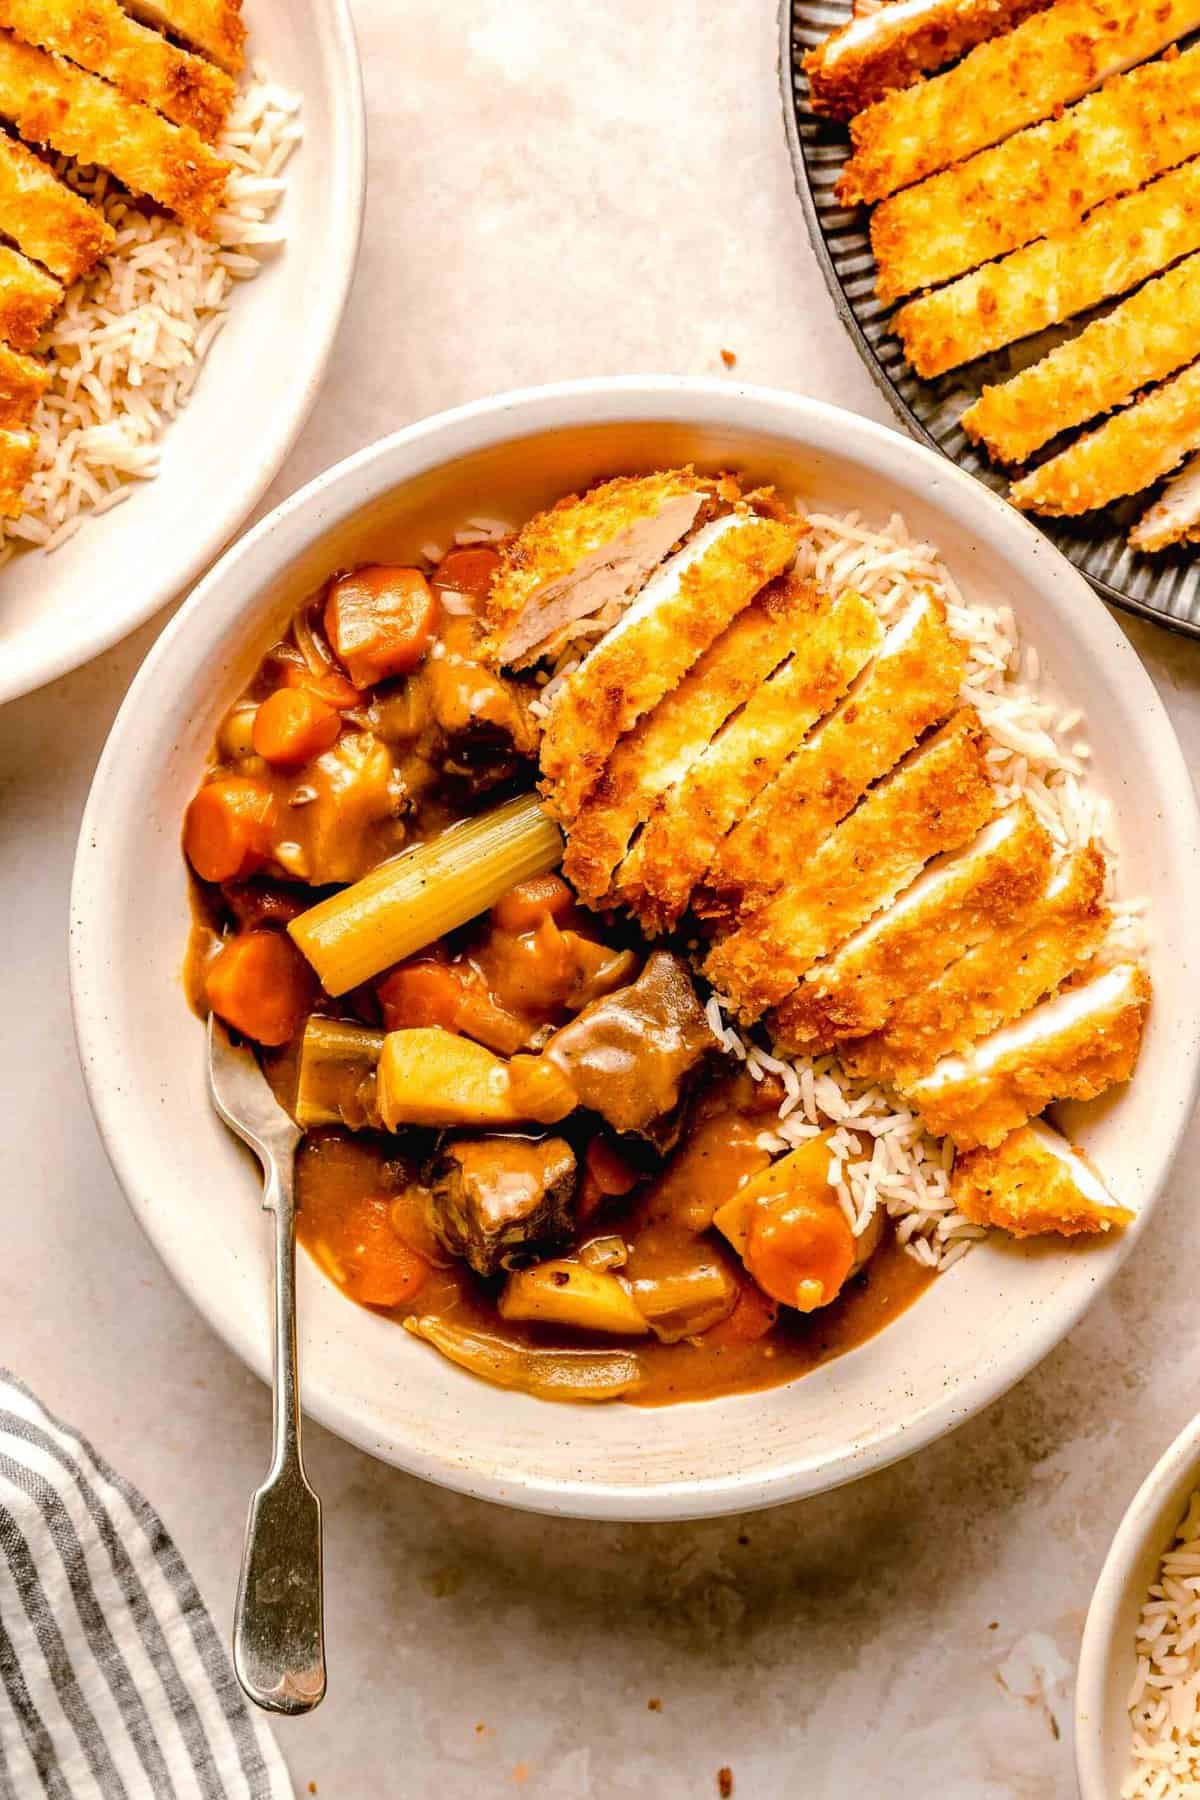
[585, 1135, 639, 1197]
[323, 565, 436, 687]
[433, 544, 501, 606]
[184, 777, 276, 883]
[376, 961, 465, 1033]
[490, 874, 574, 934]
[343, 1196, 430, 1307]
[744, 1192, 855, 1314]
[205, 929, 318, 1046]
[283, 662, 361, 709]
[699, 1279, 779, 1346]
[252, 687, 341, 767]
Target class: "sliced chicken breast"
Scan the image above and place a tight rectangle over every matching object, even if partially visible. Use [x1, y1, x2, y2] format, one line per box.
[1010, 360, 1200, 517]
[698, 591, 964, 923]
[486, 470, 710, 667]
[0, 423, 34, 517]
[539, 509, 800, 822]
[0, 130, 115, 285]
[0, 0, 236, 140]
[122, 0, 245, 74]
[0, 243, 62, 353]
[845, 843, 1109, 1083]
[0, 33, 230, 235]
[962, 253, 1200, 466]
[0, 341, 47, 431]
[561, 577, 826, 903]
[767, 802, 1052, 1054]
[805, 0, 1053, 122]
[1130, 453, 1200, 553]
[951, 1119, 1133, 1237]
[871, 47, 1200, 306]
[619, 584, 882, 933]
[705, 709, 994, 1024]
[904, 960, 1150, 1150]
[838, 0, 1200, 207]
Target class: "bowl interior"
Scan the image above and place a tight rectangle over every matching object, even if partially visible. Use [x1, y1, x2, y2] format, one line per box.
[70, 386, 1200, 1519]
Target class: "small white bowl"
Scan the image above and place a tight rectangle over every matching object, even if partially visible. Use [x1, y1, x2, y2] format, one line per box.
[1077, 1415, 1200, 1798]
[0, 0, 365, 706]
[69, 378, 1200, 1520]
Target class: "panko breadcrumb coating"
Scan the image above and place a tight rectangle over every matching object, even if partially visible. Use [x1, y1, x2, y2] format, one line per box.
[0, 129, 115, 285]
[952, 1120, 1133, 1237]
[0, 341, 48, 431]
[123, 0, 245, 74]
[0, 424, 34, 516]
[0, 242, 63, 353]
[1010, 360, 1200, 516]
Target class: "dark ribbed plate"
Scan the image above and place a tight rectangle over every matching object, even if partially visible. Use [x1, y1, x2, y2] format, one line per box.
[780, 0, 1200, 637]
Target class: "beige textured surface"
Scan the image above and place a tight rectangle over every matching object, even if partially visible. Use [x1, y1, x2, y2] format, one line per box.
[4, 3, 1200, 1795]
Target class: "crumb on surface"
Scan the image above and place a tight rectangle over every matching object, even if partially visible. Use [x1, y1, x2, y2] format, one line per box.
[720, 348, 737, 369]
[718, 1769, 734, 1797]
[511, 1764, 531, 1786]
[307, 1784, 317, 1796]
[647, 1697, 662, 1712]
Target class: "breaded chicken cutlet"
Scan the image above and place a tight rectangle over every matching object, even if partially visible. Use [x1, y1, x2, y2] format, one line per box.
[0, 242, 62, 353]
[0, 129, 115, 285]
[0, 340, 47, 429]
[0, 423, 34, 516]
[903, 960, 1150, 1149]
[619, 583, 882, 933]
[0, 31, 230, 234]
[123, 0, 245, 74]
[704, 709, 994, 1023]
[0, 0, 236, 141]
[838, 0, 1200, 206]
[952, 1120, 1134, 1237]
[805, 0, 1053, 121]
[1130, 453, 1200, 552]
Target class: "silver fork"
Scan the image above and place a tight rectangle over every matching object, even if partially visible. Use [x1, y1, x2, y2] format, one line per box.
[207, 1015, 326, 1715]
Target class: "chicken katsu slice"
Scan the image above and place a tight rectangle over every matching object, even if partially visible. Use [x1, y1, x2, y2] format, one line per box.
[0, 33, 230, 234]
[952, 1119, 1133, 1237]
[620, 586, 882, 934]
[768, 802, 1052, 1054]
[485, 470, 710, 667]
[1130, 452, 1200, 552]
[561, 579, 823, 903]
[904, 960, 1150, 1150]
[0, 342, 47, 430]
[846, 843, 1109, 1083]
[120, 0, 245, 74]
[1010, 359, 1200, 517]
[539, 510, 801, 822]
[872, 46, 1200, 306]
[698, 592, 965, 924]
[0, 129, 115, 284]
[0, 244, 62, 353]
[896, 160, 1200, 380]
[838, 0, 1200, 208]
[961, 256, 1200, 466]
[0, 0, 235, 140]
[805, 0, 1053, 122]
[705, 710, 994, 1024]
[0, 424, 34, 517]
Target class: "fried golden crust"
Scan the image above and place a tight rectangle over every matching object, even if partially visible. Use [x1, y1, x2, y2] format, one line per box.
[872, 45, 1200, 305]
[561, 579, 823, 903]
[952, 1124, 1133, 1237]
[898, 160, 1200, 381]
[619, 585, 882, 934]
[0, 129, 115, 284]
[805, 0, 1052, 122]
[0, 340, 47, 429]
[706, 709, 994, 1024]
[0, 243, 63, 353]
[846, 843, 1109, 1083]
[123, 0, 244, 74]
[698, 593, 964, 923]
[1010, 360, 1200, 516]
[768, 802, 1053, 1055]
[0, 0, 235, 140]
[0, 423, 34, 516]
[1130, 451, 1200, 551]
[904, 962, 1150, 1150]
[838, 0, 1200, 207]
[0, 33, 230, 234]
[539, 510, 801, 822]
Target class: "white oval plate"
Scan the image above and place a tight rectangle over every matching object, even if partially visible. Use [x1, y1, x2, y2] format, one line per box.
[0, 0, 365, 707]
[70, 379, 1200, 1521]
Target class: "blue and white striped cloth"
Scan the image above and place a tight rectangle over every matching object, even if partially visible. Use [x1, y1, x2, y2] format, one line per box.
[0, 1372, 293, 1800]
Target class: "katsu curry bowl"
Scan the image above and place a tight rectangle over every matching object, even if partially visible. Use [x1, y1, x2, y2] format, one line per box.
[70, 379, 1200, 1519]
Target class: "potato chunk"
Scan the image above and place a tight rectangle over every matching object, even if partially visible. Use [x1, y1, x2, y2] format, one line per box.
[376, 1028, 576, 1129]
[499, 1261, 649, 1335]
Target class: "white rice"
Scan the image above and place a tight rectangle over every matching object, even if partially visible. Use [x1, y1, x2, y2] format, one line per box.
[699, 503, 1139, 1271]
[0, 71, 302, 563]
[1126, 1489, 1200, 1798]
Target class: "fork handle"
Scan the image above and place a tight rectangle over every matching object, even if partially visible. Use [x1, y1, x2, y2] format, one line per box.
[232, 1151, 326, 1714]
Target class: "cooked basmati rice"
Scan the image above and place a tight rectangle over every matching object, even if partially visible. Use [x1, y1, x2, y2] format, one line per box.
[1126, 1489, 1200, 1798]
[0, 71, 301, 563]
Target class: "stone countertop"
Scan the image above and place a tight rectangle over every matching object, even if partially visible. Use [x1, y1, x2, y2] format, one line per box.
[3, 2, 1199, 1794]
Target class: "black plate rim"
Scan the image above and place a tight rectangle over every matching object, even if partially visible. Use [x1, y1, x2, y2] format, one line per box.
[776, 0, 1200, 642]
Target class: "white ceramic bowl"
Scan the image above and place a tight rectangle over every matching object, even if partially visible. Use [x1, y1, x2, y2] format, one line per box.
[0, 0, 365, 707]
[69, 378, 1200, 1521]
[1077, 1415, 1200, 1798]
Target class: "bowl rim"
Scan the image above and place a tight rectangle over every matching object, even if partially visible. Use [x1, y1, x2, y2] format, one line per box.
[0, 0, 367, 708]
[1076, 1411, 1200, 1797]
[69, 376, 1200, 1518]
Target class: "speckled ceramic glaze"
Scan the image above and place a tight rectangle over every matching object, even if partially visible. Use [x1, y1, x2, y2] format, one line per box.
[69, 379, 1200, 1520]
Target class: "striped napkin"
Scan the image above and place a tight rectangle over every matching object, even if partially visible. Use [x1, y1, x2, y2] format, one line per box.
[0, 1372, 293, 1800]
